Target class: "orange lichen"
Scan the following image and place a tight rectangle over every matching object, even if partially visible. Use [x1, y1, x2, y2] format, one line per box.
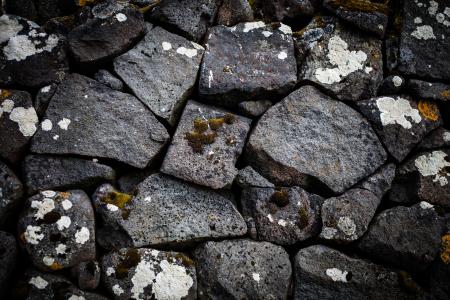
[58, 192, 71, 199]
[418, 100, 440, 121]
[49, 262, 63, 270]
[441, 234, 450, 264]
[0, 89, 11, 100]
[76, 0, 96, 6]
[441, 90, 450, 100]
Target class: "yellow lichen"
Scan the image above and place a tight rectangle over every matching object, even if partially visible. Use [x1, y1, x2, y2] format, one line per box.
[193, 117, 209, 133]
[418, 100, 440, 121]
[100, 191, 132, 209]
[0, 89, 11, 100]
[441, 90, 450, 100]
[58, 192, 71, 199]
[49, 262, 63, 270]
[441, 234, 450, 264]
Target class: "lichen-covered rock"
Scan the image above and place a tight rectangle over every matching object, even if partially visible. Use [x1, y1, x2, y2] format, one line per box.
[246, 85, 387, 194]
[378, 75, 406, 95]
[241, 186, 324, 245]
[30, 73, 169, 169]
[101, 248, 197, 300]
[0, 231, 17, 298]
[399, 0, 450, 80]
[358, 202, 445, 272]
[294, 245, 425, 300]
[34, 84, 57, 118]
[408, 79, 450, 102]
[0, 89, 38, 163]
[23, 154, 116, 195]
[417, 127, 450, 151]
[357, 95, 441, 161]
[297, 16, 383, 101]
[235, 166, 274, 189]
[161, 101, 251, 189]
[94, 69, 124, 91]
[217, 0, 253, 26]
[71, 260, 101, 291]
[0, 160, 24, 228]
[237, 100, 272, 118]
[0, 14, 69, 88]
[114, 25, 204, 126]
[17, 190, 96, 271]
[198, 21, 297, 106]
[193, 239, 291, 300]
[255, 0, 319, 20]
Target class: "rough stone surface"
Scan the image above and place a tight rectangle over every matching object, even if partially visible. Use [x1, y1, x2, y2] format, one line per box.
[71, 260, 101, 291]
[235, 166, 274, 189]
[114, 25, 204, 126]
[255, 0, 319, 20]
[217, 0, 253, 26]
[357, 95, 442, 161]
[417, 127, 450, 151]
[34, 83, 57, 118]
[193, 239, 291, 300]
[161, 101, 251, 189]
[0, 231, 17, 298]
[408, 79, 450, 102]
[198, 22, 297, 106]
[30, 73, 169, 169]
[356, 163, 396, 199]
[378, 75, 406, 95]
[17, 190, 96, 271]
[0, 161, 24, 228]
[237, 100, 272, 118]
[94, 70, 124, 91]
[246, 85, 387, 194]
[101, 248, 197, 300]
[297, 16, 383, 101]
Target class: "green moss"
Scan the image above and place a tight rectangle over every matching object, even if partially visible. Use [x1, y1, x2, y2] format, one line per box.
[270, 189, 289, 207]
[167, 253, 196, 267]
[100, 191, 132, 209]
[115, 248, 141, 279]
[327, 0, 389, 15]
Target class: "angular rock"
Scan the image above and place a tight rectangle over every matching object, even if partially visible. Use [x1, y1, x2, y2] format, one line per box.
[356, 163, 396, 199]
[241, 186, 324, 245]
[0, 89, 38, 163]
[357, 95, 441, 161]
[0, 160, 23, 227]
[71, 260, 101, 291]
[68, 0, 146, 64]
[198, 22, 297, 106]
[194, 239, 291, 300]
[101, 248, 197, 300]
[92, 174, 247, 247]
[34, 83, 57, 118]
[0, 14, 69, 88]
[358, 202, 445, 272]
[117, 169, 155, 194]
[30, 73, 169, 169]
[294, 245, 425, 300]
[0, 231, 17, 298]
[237, 100, 272, 118]
[246, 85, 387, 194]
[217, 0, 254, 26]
[408, 79, 450, 102]
[149, 0, 221, 42]
[256, 0, 319, 20]
[399, 0, 450, 80]
[389, 149, 450, 208]
[114, 25, 204, 126]
[235, 166, 274, 189]
[378, 75, 406, 95]
[17, 190, 96, 271]
[297, 16, 383, 101]
[161, 101, 251, 189]
[94, 69, 123, 91]
[417, 127, 450, 151]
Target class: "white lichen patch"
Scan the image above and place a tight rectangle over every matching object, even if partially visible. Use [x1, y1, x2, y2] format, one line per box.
[314, 35, 368, 85]
[9, 106, 38, 136]
[24, 225, 44, 244]
[411, 25, 436, 40]
[62, 199, 73, 210]
[31, 198, 55, 220]
[252, 273, 261, 282]
[41, 119, 53, 131]
[415, 150, 450, 186]
[113, 284, 124, 296]
[267, 214, 274, 223]
[392, 76, 403, 87]
[243, 21, 265, 33]
[419, 201, 434, 209]
[326, 268, 348, 282]
[115, 13, 127, 22]
[131, 259, 155, 299]
[55, 243, 67, 254]
[376, 97, 421, 129]
[0, 15, 23, 44]
[162, 41, 172, 51]
[106, 203, 119, 212]
[53, 134, 59, 140]
[4, 33, 59, 61]
[262, 31, 272, 37]
[278, 219, 287, 227]
[443, 132, 450, 142]
[321, 227, 338, 240]
[337, 217, 356, 237]
[414, 17, 423, 24]
[1, 99, 14, 113]
[277, 51, 287, 60]
[176, 47, 197, 58]
[208, 70, 214, 88]
[56, 215, 71, 230]
[278, 23, 292, 35]
[41, 85, 51, 93]
[153, 260, 194, 300]
[43, 256, 55, 266]
[57, 118, 71, 130]
[41, 190, 56, 198]
[106, 267, 115, 276]
[67, 296, 85, 300]
[29, 276, 48, 289]
[428, 0, 439, 15]
[75, 227, 90, 244]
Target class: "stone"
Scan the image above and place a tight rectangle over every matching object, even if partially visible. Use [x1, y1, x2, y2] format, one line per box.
[297, 16, 383, 101]
[246, 85, 387, 194]
[4, 0, 78, 23]
[417, 127, 450, 151]
[378, 75, 406, 95]
[256, 0, 319, 20]
[198, 21, 297, 106]
[0, 161, 24, 228]
[68, 0, 146, 64]
[71, 260, 101, 291]
[117, 169, 155, 194]
[385, 35, 400, 72]
[389, 149, 450, 208]
[149, 0, 221, 42]
[101, 248, 197, 300]
[94, 70, 124, 91]
[323, 0, 389, 37]
[217, 0, 254, 26]
[34, 83, 57, 118]
[0, 89, 38, 163]
[293, 245, 425, 300]
[408, 79, 450, 102]
[30, 73, 169, 169]
[193, 239, 291, 299]
[399, 0, 450, 80]
[17, 190, 96, 271]
[114, 25, 204, 126]
[0, 14, 69, 88]
[241, 186, 324, 245]
[357, 95, 441, 162]
[161, 101, 251, 189]
[235, 166, 274, 189]
[358, 202, 445, 272]
[356, 163, 396, 199]
[0, 231, 17, 298]
[237, 100, 272, 118]
[3, 0, 37, 22]
[92, 174, 247, 248]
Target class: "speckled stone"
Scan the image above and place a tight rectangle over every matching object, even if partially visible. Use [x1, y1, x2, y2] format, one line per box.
[0, 161, 24, 228]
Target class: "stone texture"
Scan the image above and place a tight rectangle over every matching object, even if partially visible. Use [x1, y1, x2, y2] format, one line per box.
[356, 163, 396, 199]
[417, 127, 450, 151]
[0, 231, 17, 298]
[246, 85, 387, 194]
[255, 0, 319, 20]
[161, 101, 251, 189]
[71, 260, 101, 291]
[408, 79, 450, 102]
[94, 70, 124, 91]
[34, 83, 57, 118]
[114, 25, 204, 126]
[235, 166, 274, 189]
[217, 0, 254, 26]
[237, 100, 272, 118]
[30, 73, 169, 169]
[193, 239, 291, 300]
[378, 75, 406, 95]
[0, 161, 24, 228]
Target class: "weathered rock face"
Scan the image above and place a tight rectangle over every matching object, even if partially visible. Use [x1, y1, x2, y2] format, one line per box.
[237, 100, 273, 118]
[296, 16, 383, 101]
[34, 83, 57, 118]
[161, 101, 251, 189]
[114, 25, 204, 126]
[71, 260, 101, 291]
[217, 0, 253, 26]
[398, 0, 450, 80]
[3, 0, 78, 23]
[94, 70, 123, 91]
[193, 239, 292, 300]
[357, 95, 441, 161]
[255, 0, 319, 20]
[198, 21, 297, 106]
[17, 190, 96, 271]
[0, 231, 17, 298]
[408, 79, 450, 102]
[30, 73, 169, 169]
[101, 248, 197, 300]
[235, 166, 274, 189]
[417, 127, 450, 151]
[378, 75, 406, 95]
[246, 85, 387, 194]
[0, 161, 24, 228]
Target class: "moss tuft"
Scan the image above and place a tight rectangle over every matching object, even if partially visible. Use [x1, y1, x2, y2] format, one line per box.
[297, 206, 309, 229]
[100, 191, 132, 209]
[115, 248, 141, 279]
[270, 189, 289, 207]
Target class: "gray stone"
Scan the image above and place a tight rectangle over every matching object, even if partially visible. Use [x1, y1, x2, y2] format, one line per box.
[0, 160, 23, 228]
[193, 239, 291, 300]
[378, 75, 406, 95]
[357, 95, 442, 162]
[385, 35, 400, 72]
[246, 85, 387, 194]
[297, 16, 383, 101]
[114, 25, 204, 126]
[235, 166, 274, 189]
[101, 248, 197, 300]
[237, 100, 272, 118]
[71, 260, 100, 291]
[217, 0, 253, 26]
[23, 154, 116, 195]
[356, 163, 396, 199]
[117, 169, 155, 194]
[198, 22, 297, 106]
[0, 231, 17, 298]
[161, 100, 251, 189]
[34, 83, 57, 118]
[17, 190, 96, 271]
[30, 73, 169, 169]
[255, 0, 319, 20]
[408, 79, 450, 102]
[417, 127, 450, 151]
[94, 70, 124, 91]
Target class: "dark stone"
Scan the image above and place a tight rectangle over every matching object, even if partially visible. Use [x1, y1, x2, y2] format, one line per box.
[235, 166, 274, 189]
[378, 75, 406, 95]
[34, 84, 57, 118]
[217, 0, 254, 26]
[417, 127, 450, 151]
[237, 100, 272, 118]
[408, 79, 450, 102]
[71, 260, 101, 290]
[0, 231, 17, 298]
[256, 0, 319, 21]
[94, 69, 123, 91]
[0, 160, 24, 227]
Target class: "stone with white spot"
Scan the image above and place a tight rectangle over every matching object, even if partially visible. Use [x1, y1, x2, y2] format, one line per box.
[35, 83, 58, 118]
[408, 79, 450, 102]
[0, 161, 23, 227]
[417, 127, 450, 151]
[377, 75, 406, 95]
